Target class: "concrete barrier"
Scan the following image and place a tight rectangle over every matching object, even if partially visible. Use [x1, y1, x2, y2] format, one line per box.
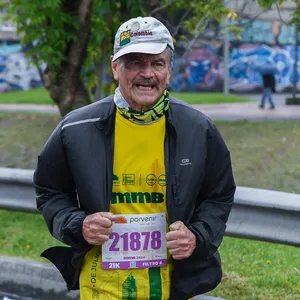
[226, 186, 300, 246]
[0, 168, 37, 213]
[1, 167, 300, 246]
[0, 256, 79, 299]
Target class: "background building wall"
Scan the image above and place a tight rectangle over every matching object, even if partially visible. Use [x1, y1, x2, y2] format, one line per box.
[170, 18, 299, 93]
[170, 0, 299, 93]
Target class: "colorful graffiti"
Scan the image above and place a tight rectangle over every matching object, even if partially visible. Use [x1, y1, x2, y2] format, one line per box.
[170, 47, 223, 92]
[229, 44, 300, 92]
[170, 43, 300, 92]
[170, 20, 300, 92]
[0, 42, 42, 92]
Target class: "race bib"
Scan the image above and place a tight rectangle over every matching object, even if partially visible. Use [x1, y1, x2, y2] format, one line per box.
[102, 212, 167, 269]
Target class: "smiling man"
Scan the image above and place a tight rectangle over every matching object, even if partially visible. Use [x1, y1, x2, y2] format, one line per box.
[34, 17, 235, 300]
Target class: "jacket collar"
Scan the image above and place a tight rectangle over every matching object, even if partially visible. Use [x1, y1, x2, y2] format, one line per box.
[94, 96, 116, 135]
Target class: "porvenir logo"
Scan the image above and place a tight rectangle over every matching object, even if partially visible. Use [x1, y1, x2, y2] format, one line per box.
[115, 216, 128, 224]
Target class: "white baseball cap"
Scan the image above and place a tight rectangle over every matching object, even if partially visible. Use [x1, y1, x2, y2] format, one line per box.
[112, 16, 174, 62]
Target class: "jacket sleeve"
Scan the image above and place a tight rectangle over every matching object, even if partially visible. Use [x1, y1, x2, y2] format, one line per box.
[188, 121, 236, 259]
[33, 122, 90, 249]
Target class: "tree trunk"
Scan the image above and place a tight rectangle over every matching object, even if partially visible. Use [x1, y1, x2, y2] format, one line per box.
[38, 0, 93, 117]
[55, 79, 91, 117]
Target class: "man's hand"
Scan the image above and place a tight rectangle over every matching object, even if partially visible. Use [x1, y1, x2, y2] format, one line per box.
[82, 212, 117, 245]
[166, 221, 196, 260]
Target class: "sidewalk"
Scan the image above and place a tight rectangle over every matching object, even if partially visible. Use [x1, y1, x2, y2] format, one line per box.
[0, 93, 299, 121]
[194, 102, 300, 121]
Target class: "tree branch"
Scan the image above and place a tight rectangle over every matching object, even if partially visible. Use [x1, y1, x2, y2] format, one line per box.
[27, 44, 59, 102]
[274, 0, 289, 25]
[148, 0, 175, 16]
[172, 8, 193, 37]
[182, 16, 209, 57]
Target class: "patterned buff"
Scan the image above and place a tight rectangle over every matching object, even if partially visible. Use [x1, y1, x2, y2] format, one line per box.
[116, 90, 169, 124]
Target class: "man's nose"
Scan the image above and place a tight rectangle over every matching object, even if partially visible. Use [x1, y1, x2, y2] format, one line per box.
[140, 61, 154, 77]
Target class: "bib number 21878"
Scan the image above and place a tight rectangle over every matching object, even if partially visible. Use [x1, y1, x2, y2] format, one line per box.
[102, 213, 167, 269]
[109, 231, 162, 252]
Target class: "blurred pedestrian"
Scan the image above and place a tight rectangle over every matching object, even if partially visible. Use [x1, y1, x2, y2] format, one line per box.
[256, 58, 276, 110]
[259, 72, 276, 109]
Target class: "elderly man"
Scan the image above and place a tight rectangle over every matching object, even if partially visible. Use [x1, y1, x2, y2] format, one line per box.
[34, 16, 235, 300]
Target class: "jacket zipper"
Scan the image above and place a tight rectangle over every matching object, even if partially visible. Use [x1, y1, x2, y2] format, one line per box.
[166, 120, 177, 224]
[105, 127, 114, 212]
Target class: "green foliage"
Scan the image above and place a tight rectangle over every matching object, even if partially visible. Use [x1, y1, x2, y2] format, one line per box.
[258, 0, 275, 8]
[2, 0, 79, 71]
[257, 0, 285, 8]
[159, 0, 229, 34]
[290, 1, 300, 29]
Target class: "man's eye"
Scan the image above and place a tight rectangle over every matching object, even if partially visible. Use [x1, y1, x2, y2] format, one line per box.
[153, 62, 165, 70]
[131, 61, 142, 67]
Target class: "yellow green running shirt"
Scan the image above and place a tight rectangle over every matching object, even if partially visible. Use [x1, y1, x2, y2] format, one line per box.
[80, 110, 173, 299]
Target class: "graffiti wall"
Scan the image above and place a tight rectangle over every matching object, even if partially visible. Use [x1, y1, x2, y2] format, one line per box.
[170, 19, 300, 93]
[0, 41, 42, 92]
[229, 44, 299, 92]
[0, 18, 298, 93]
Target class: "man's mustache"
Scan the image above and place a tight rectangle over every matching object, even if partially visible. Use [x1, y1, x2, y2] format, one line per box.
[134, 78, 157, 85]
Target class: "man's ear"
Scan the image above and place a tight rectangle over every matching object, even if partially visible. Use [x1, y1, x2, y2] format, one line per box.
[166, 66, 172, 86]
[111, 55, 119, 81]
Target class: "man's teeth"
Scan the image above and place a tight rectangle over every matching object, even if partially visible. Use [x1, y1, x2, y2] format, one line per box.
[137, 85, 153, 90]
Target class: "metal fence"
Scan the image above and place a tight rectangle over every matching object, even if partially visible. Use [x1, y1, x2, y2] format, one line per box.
[1, 167, 300, 247]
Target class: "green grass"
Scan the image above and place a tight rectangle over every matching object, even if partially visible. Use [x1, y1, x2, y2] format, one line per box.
[209, 237, 300, 299]
[0, 112, 60, 169]
[219, 121, 300, 194]
[0, 88, 54, 105]
[1, 112, 300, 299]
[0, 88, 250, 105]
[0, 210, 63, 260]
[170, 92, 250, 104]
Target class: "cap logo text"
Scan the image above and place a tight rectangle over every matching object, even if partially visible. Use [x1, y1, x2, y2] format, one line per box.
[130, 30, 153, 37]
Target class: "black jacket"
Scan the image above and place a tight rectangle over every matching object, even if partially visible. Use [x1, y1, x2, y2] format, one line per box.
[262, 73, 276, 92]
[34, 96, 236, 300]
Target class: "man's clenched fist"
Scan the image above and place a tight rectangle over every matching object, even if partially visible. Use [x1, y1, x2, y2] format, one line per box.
[82, 212, 117, 245]
[166, 221, 196, 260]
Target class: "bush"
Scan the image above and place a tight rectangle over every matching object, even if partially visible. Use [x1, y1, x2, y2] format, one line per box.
[285, 97, 300, 105]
